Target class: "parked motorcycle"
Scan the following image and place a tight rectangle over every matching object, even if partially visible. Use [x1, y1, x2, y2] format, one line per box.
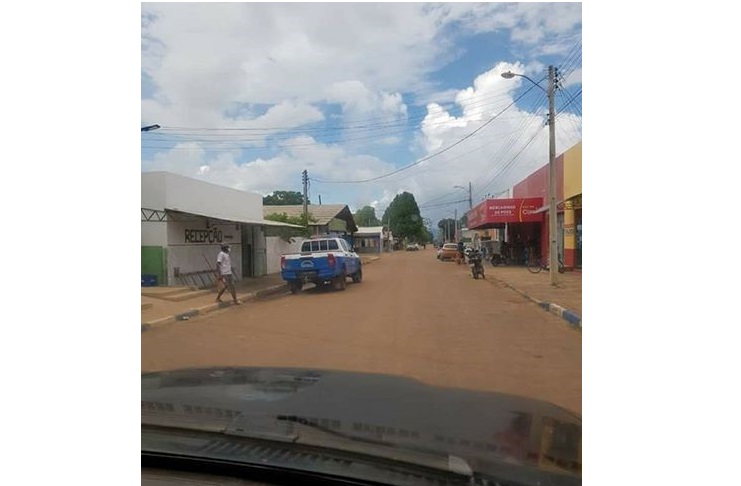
[468, 249, 485, 279]
[489, 252, 510, 266]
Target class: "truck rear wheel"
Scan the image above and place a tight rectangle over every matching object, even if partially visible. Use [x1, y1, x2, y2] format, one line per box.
[333, 270, 347, 291]
[288, 281, 302, 294]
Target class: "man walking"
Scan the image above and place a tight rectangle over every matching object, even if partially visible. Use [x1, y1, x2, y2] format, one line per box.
[216, 243, 241, 305]
[457, 240, 465, 265]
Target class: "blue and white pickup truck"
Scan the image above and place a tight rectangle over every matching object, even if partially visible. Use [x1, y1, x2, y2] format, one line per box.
[280, 237, 362, 293]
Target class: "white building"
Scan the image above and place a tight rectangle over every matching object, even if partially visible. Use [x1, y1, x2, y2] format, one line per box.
[141, 172, 301, 287]
[354, 226, 384, 254]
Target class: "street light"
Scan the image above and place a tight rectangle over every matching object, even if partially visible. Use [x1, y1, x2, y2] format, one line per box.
[141, 124, 161, 132]
[502, 67, 558, 286]
[453, 182, 473, 209]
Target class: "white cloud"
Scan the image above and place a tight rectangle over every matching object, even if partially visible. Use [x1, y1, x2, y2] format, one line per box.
[141, 4, 582, 225]
[564, 68, 582, 88]
[142, 4, 452, 111]
[142, 3, 580, 128]
[390, 61, 581, 224]
[379, 136, 402, 145]
[143, 136, 397, 200]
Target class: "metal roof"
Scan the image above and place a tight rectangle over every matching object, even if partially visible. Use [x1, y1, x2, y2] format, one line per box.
[165, 208, 305, 228]
[355, 226, 384, 235]
[263, 204, 358, 232]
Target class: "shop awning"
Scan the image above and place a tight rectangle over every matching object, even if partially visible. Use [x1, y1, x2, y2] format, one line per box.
[467, 197, 544, 229]
[162, 208, 305, 228]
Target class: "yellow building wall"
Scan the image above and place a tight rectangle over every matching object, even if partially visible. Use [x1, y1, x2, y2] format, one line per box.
[563, 141, 582, 200]
[562, 141, 581, 269]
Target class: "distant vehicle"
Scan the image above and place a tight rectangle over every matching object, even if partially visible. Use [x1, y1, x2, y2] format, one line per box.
[280, 237, 362, 293]
[439, 243, 459, 261]
[406, 243, 420, 251]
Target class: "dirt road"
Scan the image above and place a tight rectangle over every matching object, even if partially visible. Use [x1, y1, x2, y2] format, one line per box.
[142, 248, 581, 413]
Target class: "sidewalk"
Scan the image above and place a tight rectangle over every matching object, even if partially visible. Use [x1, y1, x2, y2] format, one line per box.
[141, 273, 288, 330]
[142, 255, 382, 331]
[485, 266, 582, 329]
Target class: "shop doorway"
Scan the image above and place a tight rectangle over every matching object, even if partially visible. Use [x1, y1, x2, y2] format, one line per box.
[506, 222, 542, 265]
[241, 226, 253, 278]
[557, 212, 564, 263]
[575, 209, 582, 269]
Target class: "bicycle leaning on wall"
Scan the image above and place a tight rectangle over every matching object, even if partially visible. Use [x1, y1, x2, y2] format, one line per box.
[526, 248, 565, 274]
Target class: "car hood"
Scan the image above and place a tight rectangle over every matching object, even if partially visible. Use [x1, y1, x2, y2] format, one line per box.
[142, 367, 580, 482]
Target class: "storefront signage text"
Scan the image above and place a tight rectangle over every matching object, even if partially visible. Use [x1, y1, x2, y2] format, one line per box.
[184, 228, 223, 244]
[468, 197, 543, 228]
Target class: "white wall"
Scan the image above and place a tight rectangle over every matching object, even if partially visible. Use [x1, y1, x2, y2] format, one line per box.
[252, 225, 267, 277]
[166, 217, 242, 284]
[266, 236, 305, 274]
[141, 221, 167, 246]
[141, 172, 167, 210]
[143, 171, 263, 221]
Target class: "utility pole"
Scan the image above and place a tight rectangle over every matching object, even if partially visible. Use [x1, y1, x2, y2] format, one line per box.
[500, 67, 559, 285]
[468, 182, 472, 210]
[454, 208, 458, 241]
[302, 169, 308, 222]
[547, 65, 558, 286]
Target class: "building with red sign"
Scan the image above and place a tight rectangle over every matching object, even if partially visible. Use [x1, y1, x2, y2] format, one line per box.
[467, 141, 582, 269]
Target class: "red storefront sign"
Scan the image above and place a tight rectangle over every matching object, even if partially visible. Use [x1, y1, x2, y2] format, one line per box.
[467, 197, 544, 228]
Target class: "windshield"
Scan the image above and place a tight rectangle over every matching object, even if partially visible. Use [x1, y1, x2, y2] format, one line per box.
[142, 3, 582, 484]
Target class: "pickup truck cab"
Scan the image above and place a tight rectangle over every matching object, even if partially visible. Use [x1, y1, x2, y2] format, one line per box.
[280, 237, 362, 293]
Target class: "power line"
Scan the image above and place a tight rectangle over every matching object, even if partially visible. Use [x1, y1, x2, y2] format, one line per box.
[147, 86, 518, 134]
[557, 88, 582, 115]
[418, 198, 470, 210]
[311, 85, 538, 184]
[474, 124, 546, 198]
[141, 113, 531, 152]
[469, 88, 549, 200]
[469, 51, 581, 200]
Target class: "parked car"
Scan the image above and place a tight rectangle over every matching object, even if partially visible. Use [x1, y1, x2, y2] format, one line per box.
[406, 243, 420, 251]
[439, 243, 459, 261]
[280, 237, 362, 293]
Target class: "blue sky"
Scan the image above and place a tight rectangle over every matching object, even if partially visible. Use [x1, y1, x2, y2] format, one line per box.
[141, 2, 582, 226]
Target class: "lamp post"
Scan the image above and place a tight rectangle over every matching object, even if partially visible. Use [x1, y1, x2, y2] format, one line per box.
[454, 183, 473, 210]
[502, 67, 558, 286]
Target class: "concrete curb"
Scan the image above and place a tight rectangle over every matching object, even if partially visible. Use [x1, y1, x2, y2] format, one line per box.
[142, 283, 288, 331]
[489, 275, 582, 330]
[142, 264, 376, 332]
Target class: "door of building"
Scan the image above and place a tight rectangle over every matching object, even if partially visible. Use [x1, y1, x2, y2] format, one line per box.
[557, 212, 564, 263]
[241, 225, 252, 278]
[575, 209, 582, 269]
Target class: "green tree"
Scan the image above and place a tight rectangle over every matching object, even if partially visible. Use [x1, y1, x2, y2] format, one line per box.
[263, 190, 307, 205]
[437, 218, 456, 241]
[354, 205, 381, 226]
[264, 212, 317, 240]
[459, 213, 468, 229]
[381, 192, 426, 242]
